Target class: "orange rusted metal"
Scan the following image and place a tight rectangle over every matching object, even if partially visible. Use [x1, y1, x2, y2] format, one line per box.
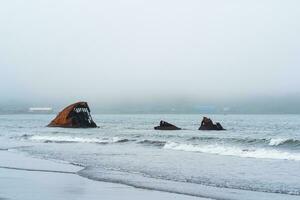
[47, 102, 97, 128]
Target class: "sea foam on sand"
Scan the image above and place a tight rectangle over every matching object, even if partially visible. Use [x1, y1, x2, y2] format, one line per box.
[0, 150, 202, 200]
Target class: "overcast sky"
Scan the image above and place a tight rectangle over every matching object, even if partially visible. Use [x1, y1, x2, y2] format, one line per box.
[1, 0, 300, 110]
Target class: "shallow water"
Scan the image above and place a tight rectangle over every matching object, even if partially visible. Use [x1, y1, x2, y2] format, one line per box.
[1, 114, 300, 199]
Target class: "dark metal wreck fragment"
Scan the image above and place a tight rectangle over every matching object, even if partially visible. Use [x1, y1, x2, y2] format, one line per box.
[199, 117, 225, 131]
[47, 102, 97, 128]
[154, 120, 181, 130]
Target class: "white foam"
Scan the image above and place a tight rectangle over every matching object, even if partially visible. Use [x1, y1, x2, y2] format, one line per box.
[163, 142, 300, 161]
[29, 135, 123, 144]
[269, 138, 289, 146]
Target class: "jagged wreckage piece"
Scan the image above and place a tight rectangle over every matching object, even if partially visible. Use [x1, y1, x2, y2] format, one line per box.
[154, 120, 181, 130]
[47, 102, 97, 128]
[199, 117, 225, 131]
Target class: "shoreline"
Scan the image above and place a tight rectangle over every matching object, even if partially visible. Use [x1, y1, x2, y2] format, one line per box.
[2, 150, 299, 200]
[1, 113, 300, 200]
[0, 150, 203, 200]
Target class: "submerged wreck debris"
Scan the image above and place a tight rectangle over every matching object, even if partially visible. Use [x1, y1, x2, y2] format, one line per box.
[154, 120, 181, 130]
[199, 117, 225, 131]
[47, 102, 97, 128]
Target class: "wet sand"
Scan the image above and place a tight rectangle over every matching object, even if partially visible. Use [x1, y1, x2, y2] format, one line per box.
[0, 151, 206, 200]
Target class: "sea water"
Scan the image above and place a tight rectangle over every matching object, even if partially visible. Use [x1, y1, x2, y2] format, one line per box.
[0, 114, 300, 200]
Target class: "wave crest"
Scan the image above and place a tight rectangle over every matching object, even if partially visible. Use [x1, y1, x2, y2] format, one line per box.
[163, 142, 300, 161]
[138, 140, 166, 147]
[269, 138, 299, 146]
[189, 136, 300, 148]
[27, 135, 131, 144]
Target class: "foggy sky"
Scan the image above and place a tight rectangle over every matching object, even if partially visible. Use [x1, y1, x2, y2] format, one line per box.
[1, 0, 300, 112]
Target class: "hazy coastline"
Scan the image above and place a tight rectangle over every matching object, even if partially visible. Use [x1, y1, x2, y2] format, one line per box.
[1, 114, 300, 199]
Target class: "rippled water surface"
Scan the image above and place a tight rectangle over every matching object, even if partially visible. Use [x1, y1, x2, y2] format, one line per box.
[1, 114, 300, 199]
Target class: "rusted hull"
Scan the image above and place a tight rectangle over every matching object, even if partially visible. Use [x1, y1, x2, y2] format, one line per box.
[48, 102, 97, 128]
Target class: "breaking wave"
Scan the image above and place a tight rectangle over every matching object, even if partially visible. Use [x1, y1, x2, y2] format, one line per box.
[188, 136, 300, 148]
[163, 142, 300, 161]
[26, 135, 131, 144]
[188, 136, 265, 144]
[138, 139, 166, 147]
[268, 138, 300, 146]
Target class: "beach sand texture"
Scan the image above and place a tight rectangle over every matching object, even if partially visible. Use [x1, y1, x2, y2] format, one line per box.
[0, 151, 204, 200]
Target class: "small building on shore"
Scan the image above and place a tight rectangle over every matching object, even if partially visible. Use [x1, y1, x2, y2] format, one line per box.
[28, 107, 53, 114]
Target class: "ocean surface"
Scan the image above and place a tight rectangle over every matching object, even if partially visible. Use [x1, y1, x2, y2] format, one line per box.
[1, 114, 300, 200]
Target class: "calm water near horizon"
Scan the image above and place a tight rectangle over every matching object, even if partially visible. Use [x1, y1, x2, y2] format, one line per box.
[1, 114, 300, 199]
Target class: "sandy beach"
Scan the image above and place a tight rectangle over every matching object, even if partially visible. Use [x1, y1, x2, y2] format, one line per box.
[0, 150, 205, 200]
